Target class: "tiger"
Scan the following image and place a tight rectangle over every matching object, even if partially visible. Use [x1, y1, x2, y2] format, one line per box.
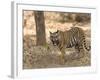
[50, 27, 91, 64]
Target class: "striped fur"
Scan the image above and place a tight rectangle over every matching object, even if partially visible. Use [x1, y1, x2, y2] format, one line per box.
[50, 27, 90, 64]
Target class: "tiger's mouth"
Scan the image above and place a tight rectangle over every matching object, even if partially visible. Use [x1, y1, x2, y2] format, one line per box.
[52, 40, 59, 46]
[53, 43, 57, 46]
[52, 41, 57, 46]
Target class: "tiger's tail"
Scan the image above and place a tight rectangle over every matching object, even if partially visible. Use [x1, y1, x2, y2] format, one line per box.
[83, 39, 91, 51]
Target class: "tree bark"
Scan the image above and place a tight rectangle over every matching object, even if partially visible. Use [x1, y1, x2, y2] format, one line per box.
[34, 11, 46, 45]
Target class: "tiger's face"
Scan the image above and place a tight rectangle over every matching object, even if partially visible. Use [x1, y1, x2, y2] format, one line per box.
[50, 30, 59, 46]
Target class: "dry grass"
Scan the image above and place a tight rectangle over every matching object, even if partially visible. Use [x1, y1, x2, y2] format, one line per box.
[23, 43, 91, 69]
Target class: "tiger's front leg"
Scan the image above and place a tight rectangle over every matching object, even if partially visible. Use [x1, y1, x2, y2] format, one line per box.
[59, 48, 66, 65]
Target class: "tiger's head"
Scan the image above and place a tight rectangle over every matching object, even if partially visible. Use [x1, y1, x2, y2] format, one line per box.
[50, 30, 60, 46]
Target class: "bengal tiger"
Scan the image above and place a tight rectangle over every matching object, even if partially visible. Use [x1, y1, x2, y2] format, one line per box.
[50, 27, 91, 64]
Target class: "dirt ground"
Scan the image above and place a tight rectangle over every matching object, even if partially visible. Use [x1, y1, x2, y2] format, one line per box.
[23, 44, 91, 69]
[23, 11, 91, 69]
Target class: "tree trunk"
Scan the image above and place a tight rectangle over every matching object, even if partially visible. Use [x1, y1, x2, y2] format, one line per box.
[34, 11, 46, 45]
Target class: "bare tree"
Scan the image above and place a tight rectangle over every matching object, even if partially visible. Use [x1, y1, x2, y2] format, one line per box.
[34, 11, 46, 45]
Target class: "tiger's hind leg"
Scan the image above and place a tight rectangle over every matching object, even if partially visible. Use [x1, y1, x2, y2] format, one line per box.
[75, 45, 85, 59]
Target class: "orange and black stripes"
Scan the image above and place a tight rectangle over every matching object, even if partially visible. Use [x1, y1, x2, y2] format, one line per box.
[50, 27, 91, 52]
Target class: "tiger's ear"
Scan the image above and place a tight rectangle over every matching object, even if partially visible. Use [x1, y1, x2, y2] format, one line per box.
[49, 31, 52, 34]
[57, 30, 59, 33]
